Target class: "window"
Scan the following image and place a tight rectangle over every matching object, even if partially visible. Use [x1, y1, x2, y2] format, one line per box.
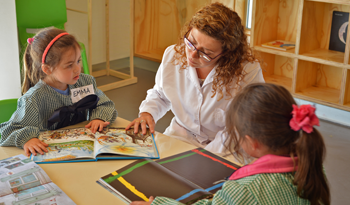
[246, 0, 253, 29]
[9, 173, 41, 192]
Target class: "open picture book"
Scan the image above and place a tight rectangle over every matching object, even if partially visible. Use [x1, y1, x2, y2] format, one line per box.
[0, 154, 75, 204]
[97, 148, 241, 204]
[31, 127, 159, 163]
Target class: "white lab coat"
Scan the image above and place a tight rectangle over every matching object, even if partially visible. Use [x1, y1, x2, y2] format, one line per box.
[139, 45, 265, 156]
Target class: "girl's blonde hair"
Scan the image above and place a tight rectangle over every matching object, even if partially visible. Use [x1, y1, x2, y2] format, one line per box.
[225, 83, 330, 205]
[173, 2, 257, 100]
[22, 28, 80, 94]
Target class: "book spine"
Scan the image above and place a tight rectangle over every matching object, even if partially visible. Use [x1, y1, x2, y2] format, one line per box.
[151, 133, 160, 158]
[35, 158, 97, 164]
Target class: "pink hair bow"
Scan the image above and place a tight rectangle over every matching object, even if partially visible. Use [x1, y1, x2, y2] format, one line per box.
[289, 104, 319, 133]
[27, 37, 34, 44]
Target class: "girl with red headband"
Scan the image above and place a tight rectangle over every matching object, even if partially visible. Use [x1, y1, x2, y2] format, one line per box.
[0, 28, 117, 157]
[131, 83, 330, 205]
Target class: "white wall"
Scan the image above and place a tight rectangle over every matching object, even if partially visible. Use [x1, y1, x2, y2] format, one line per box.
[0, 0, 22, 100]
[65, 0, 131, 66]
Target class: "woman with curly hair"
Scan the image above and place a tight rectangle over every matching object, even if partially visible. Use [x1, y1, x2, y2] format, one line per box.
[126, 2, 264, 155]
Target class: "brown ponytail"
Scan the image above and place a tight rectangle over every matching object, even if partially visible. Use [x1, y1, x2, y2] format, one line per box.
[21, 28, 80, 94]
[22, 43, 33, 94]
[22, 42, 46, 94]
[295, 129, 330, 205]
[225, 83, 330, 204]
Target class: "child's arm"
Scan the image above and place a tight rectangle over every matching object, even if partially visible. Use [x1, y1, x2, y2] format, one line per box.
[0, 95, 44, 151]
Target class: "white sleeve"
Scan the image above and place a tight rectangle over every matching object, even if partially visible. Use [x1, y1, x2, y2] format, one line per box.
[139, 46, 174, 123]
[204, 130, 230, 156]
[240, 61, 265, 86]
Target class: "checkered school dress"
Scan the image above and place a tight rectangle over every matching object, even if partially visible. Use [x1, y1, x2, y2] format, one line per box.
[0, 74, 117, 148]
[152, 172, 311, 205]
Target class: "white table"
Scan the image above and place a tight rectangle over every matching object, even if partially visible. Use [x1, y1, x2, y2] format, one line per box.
[0, 117, 204, 205]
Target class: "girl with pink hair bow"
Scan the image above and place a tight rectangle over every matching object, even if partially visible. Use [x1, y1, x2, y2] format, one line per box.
[132, 83, 329, 205]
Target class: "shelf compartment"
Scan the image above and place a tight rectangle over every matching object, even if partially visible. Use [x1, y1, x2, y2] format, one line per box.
[295, 60, 343, 104]
[300, 48, 346, 64]
[257, 51, 294, 91]
[344, 69, 350, 107]
[252, 0, 299, 53]
[254, 46, 296, 57]
[299, 1, 350, 64]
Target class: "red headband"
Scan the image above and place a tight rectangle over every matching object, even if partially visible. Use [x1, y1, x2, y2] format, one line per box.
[42, 32, 69, 64]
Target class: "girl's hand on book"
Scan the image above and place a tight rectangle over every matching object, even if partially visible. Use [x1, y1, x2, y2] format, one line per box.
[130, 196, 154, 205]
[126, 112, 155, 135]
[85, 119, 110, 133]
[23, 138, 49, 157]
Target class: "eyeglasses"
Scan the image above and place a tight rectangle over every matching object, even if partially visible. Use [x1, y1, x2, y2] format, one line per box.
[184, 31, 223, 62]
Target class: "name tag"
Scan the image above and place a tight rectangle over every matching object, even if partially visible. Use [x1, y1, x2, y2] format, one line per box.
[70, 84, 95, 103]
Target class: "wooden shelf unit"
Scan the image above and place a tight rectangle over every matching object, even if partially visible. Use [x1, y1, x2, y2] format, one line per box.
[251, 0, 350, 112]
[89, 0, 137, 92]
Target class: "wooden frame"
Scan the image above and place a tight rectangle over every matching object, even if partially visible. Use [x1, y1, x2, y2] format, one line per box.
[68, 0, 137, 92]
[66, 1, 92, 74]
[91, 0, 137, 92]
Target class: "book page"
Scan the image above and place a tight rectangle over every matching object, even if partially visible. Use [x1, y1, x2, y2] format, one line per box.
[31, 128, 96, 163]
[0, 154, 75, 204]
[0, 182, 76, 205]
[98, 159, 212, 204]
[157, 148, 241, 194]
[94, 127, 159, 158]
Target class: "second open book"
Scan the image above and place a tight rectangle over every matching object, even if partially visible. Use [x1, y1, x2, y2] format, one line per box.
[0, 154, 75, 204]
[30, 127, 159, 163]
[97, 148, 241, 204]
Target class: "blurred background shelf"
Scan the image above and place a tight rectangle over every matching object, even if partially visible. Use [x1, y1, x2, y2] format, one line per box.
[132, 0, 350, 112]
[251, 0, 350, 112]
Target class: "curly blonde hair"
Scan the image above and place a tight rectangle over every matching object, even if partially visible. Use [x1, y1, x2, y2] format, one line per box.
[173, 2, 257, 100]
